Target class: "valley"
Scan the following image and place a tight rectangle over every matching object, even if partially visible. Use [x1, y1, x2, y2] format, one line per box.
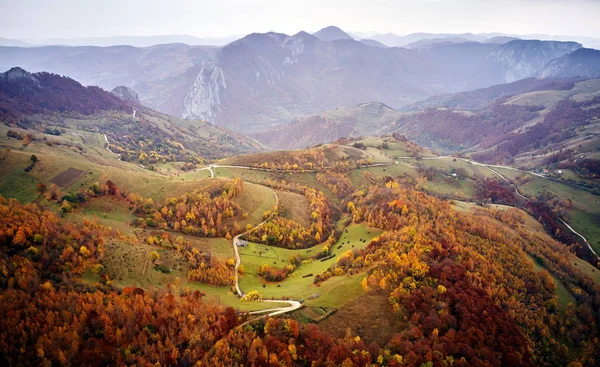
[1, 20, 600, 366]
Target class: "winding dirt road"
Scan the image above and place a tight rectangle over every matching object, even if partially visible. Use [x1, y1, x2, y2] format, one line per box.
[103, 134, 122, 161]
[230, 188, 303, 317]
[213, 156, 599, 262]
[198, 154, 598, 304]
[197, 165, 214, 178]
[397, 155, 599, 260]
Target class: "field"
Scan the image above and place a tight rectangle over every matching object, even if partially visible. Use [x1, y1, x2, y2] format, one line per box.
[317, 291, 400, 345]
[238, 223, 383, 308]
[50, 167, 86, 187]
[231, 182, 277, 227]
[277, 190, 311, 226]
[495, 167, 600, 252]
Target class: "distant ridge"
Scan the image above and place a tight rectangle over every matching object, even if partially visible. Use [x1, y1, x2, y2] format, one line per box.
[2, 34, 240, 47]
[360, 39, 387, 48]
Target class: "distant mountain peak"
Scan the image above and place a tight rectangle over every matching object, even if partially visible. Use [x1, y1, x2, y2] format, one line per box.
[292, 31, 318, 41]
[313, 26, 354, 42]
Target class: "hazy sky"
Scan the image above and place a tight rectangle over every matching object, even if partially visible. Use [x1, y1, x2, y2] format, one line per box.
[1, 0, 599, 39]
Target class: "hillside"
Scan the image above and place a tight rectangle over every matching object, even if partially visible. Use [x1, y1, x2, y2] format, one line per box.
[408, 77, 579, 110]
[359, 39, 387, 48]
[0, 67, 131, 122]
[252, 102, 403, 149]
[1, 130, 599, 366]
[387, 79, 600, 166]
[0, 68, 263, 162]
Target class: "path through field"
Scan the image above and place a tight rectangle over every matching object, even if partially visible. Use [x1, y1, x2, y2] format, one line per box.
[229, 188, 303, 317]
[103, 134, 122, 160]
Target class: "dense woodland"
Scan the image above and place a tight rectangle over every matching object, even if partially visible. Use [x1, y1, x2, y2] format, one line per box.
[1, 162, 600, 365]
[314, 180, 600, 366]
[223, 145, 375, 172]
[134, 179, 246, 238]
[474, 96, 600, 162]
[0, 68, 130, 122]
[243, 180, 335, 249]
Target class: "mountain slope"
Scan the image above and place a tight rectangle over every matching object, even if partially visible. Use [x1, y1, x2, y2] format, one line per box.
[538, 48, 600, 79]
[0, 33, 588, 134]
[181, 32, 439, 133]
[490, 40, 582, 82]
[408, 77, 579, 110]
[0, 67, 130, 122]
[252, 102, 403, 149]
[359, 39, 387, 48]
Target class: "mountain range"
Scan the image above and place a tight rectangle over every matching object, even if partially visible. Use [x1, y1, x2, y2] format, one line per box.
[0, 35, 241, 47]
[1, 26, 600, 135]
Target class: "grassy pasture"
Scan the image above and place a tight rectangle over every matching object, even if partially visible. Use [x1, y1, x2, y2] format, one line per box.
[495, 167, 600, 252]
[238, 223, 382, 308]
[277, 190, 311, 227]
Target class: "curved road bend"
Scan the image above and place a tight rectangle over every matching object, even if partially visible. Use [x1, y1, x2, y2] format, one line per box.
[203, 156, 598, 277]
[103, 134, 122, 160]
[398, 156, 599, 260]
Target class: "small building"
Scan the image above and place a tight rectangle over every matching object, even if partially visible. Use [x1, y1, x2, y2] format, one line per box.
[237, 240, 248, 247]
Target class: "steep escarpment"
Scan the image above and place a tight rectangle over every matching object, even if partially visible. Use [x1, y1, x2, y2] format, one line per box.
[490, 40, 581, 82]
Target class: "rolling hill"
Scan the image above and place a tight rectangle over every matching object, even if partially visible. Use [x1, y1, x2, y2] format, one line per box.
[0, 67, 130, 122]
[2, 126, 599, 366]
[254, 78, 600, 174]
